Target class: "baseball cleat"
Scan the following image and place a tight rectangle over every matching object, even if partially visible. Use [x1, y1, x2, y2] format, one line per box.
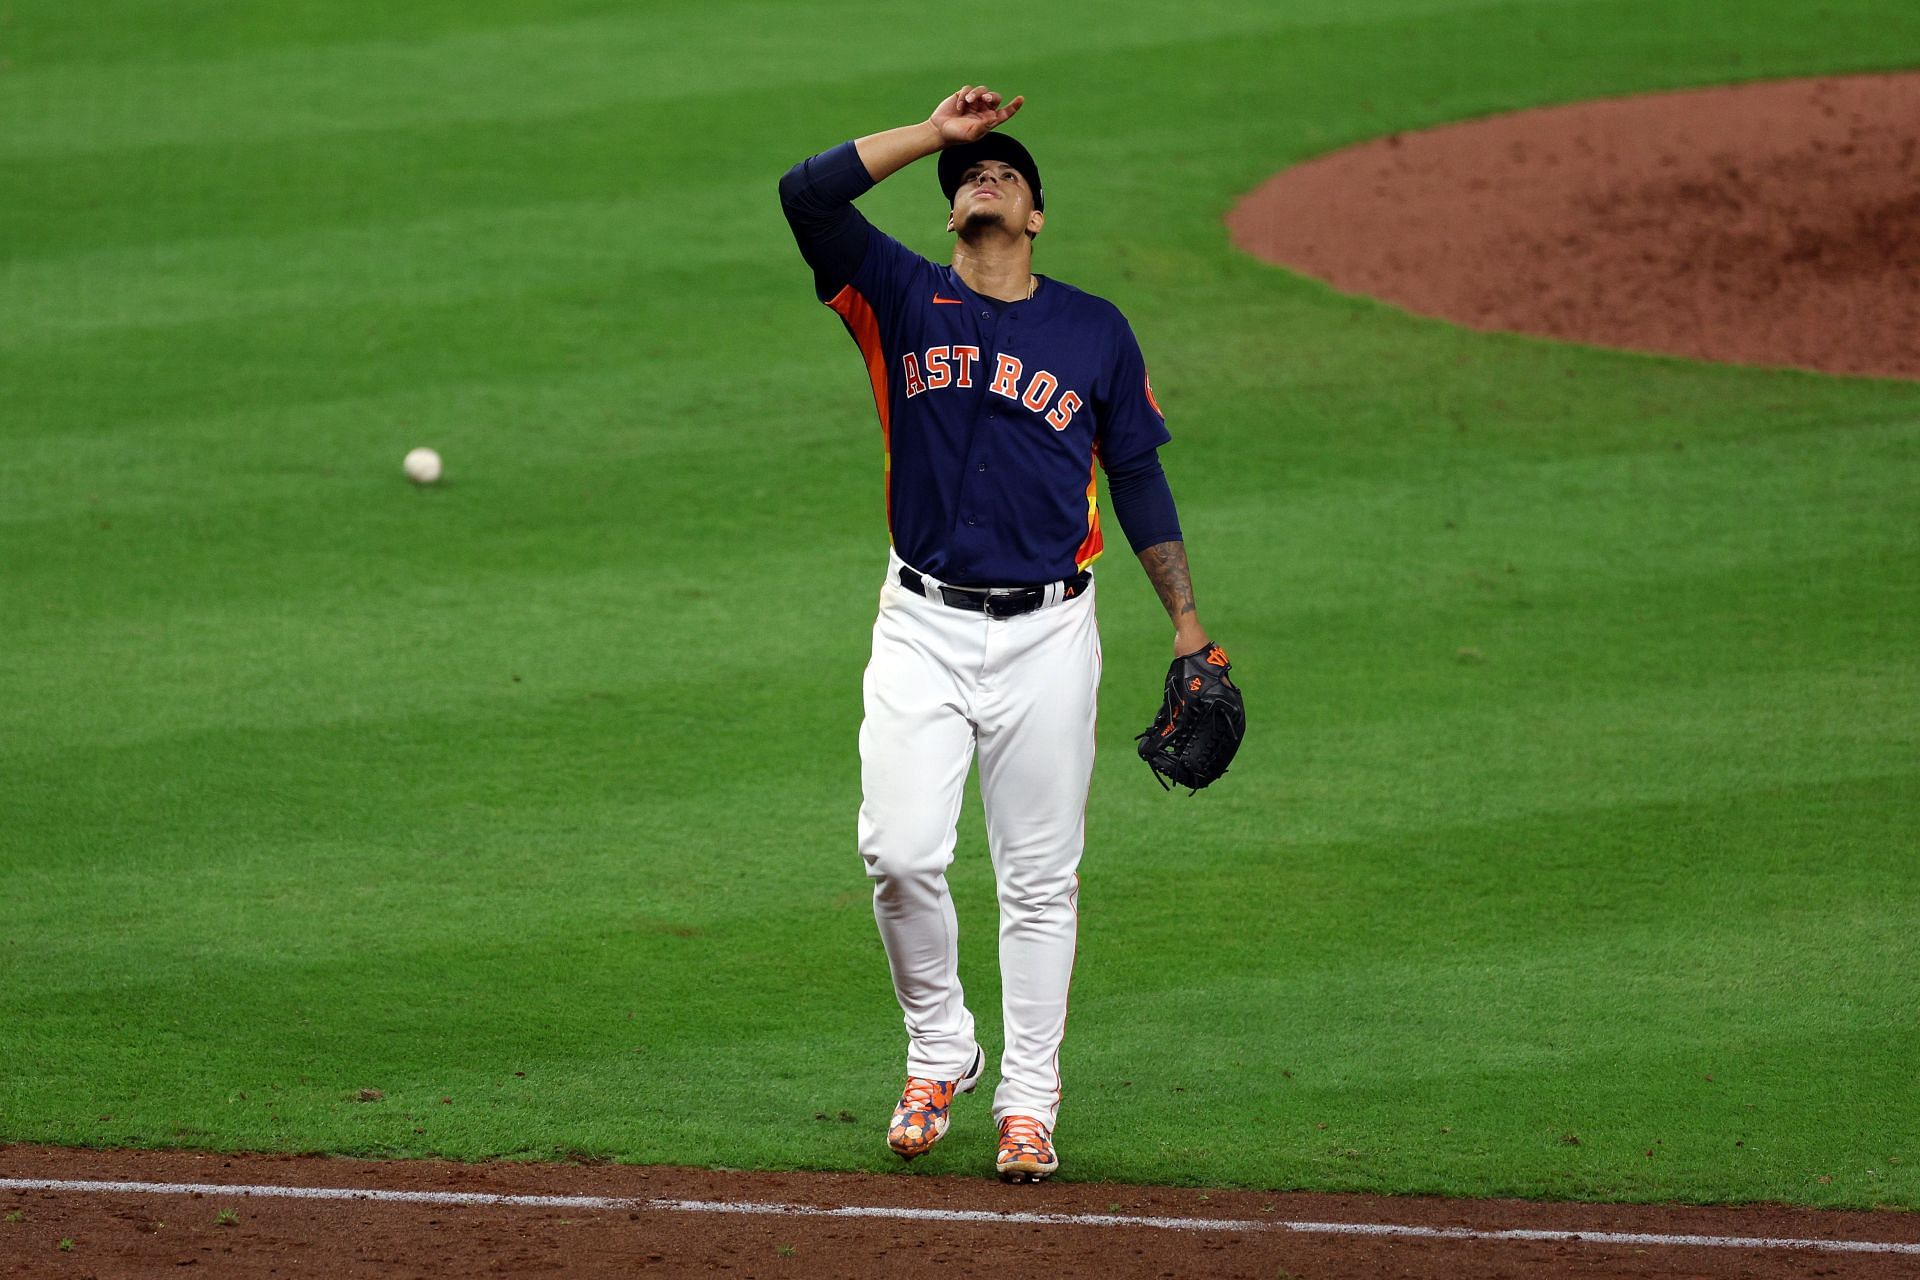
[886, 1045, 985, 1160]
[994, 1114, 1059, 1183]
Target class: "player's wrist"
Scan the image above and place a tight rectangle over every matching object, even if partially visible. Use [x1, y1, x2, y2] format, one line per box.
[1173, 623, 1210, 656]
[918, 118, 956, 152]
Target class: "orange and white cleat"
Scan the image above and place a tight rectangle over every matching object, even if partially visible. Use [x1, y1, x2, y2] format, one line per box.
[886, 1046, 985, 1160]
[995, 1114, 1059, 1183]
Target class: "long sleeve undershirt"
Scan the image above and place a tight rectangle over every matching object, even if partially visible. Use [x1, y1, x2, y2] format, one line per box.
[1105, 449, 1182, 553]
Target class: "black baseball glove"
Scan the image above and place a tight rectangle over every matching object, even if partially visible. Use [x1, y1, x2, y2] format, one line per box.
[1136, 642, 1245, 792]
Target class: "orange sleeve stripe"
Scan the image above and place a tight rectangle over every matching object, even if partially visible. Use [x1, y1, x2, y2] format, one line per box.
[1074, 459, 1104, 570]
[826, 284, 891, 437]
[826, 284, 893, 521]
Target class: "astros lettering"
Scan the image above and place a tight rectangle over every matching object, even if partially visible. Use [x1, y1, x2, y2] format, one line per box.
[900, 346, 1082, 430]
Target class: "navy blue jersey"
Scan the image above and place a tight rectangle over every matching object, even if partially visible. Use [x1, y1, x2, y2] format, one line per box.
[783, 145, 1172, 587]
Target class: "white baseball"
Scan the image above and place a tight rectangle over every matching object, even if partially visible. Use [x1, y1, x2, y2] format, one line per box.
[403, 447, 443, 485]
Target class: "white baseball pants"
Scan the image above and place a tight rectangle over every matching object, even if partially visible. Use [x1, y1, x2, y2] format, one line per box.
[858, 550, 1101, 1132]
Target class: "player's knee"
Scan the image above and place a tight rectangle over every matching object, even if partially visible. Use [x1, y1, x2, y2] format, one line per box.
[859, 828, 956, 884]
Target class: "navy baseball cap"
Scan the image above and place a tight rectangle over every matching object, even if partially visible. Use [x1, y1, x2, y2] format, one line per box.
[939, 133, 1044, 211]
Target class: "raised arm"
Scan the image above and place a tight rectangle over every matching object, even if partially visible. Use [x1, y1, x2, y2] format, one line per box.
[780, 87, 1024, 299]
[854, 86, 1024, 182]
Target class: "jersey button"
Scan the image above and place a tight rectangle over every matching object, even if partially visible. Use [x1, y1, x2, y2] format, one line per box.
[977, 463, 987, 471]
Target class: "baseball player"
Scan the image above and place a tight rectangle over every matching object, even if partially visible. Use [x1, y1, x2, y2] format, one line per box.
[779, 87, 1220, 1183]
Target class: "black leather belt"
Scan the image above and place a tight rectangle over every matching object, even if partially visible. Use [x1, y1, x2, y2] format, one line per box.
[898, 566, 1091, 618]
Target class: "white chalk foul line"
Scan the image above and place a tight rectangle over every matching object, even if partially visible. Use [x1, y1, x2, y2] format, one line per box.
[2, 1177, 1916, 1256]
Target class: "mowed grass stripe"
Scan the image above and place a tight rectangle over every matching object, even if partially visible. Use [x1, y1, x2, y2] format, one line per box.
[0, 270, 815, 433]
[9, 626, 1903, 831]
[18, 745, 1907, 956]
[9, 0, 636, 69]
[2, 187, 785, 342]
[11, 768, 1909, 1001]
[8, 637, 1907, 862]
[0, 0, 1484, 158]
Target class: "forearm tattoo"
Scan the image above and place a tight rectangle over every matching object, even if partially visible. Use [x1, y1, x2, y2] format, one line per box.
[1138, 540, 1197, 627]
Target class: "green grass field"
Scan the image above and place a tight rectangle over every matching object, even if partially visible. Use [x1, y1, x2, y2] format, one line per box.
[4, 0, 1918, 1210]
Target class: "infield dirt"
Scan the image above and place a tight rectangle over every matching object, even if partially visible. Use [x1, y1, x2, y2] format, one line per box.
[4, 1144, 1917, 1278]
[1228, 72, 1920, 380]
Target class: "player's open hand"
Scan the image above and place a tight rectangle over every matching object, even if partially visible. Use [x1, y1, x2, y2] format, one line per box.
[930, 86, 1024, 146]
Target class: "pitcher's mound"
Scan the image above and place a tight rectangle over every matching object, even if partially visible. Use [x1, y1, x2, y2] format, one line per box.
[1227, 72, 1920, 380]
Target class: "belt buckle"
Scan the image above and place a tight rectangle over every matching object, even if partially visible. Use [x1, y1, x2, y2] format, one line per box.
[984, 588, 1031, 619]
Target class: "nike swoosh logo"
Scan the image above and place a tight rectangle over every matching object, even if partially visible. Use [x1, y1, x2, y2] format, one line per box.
[932, 294, 964, 305]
